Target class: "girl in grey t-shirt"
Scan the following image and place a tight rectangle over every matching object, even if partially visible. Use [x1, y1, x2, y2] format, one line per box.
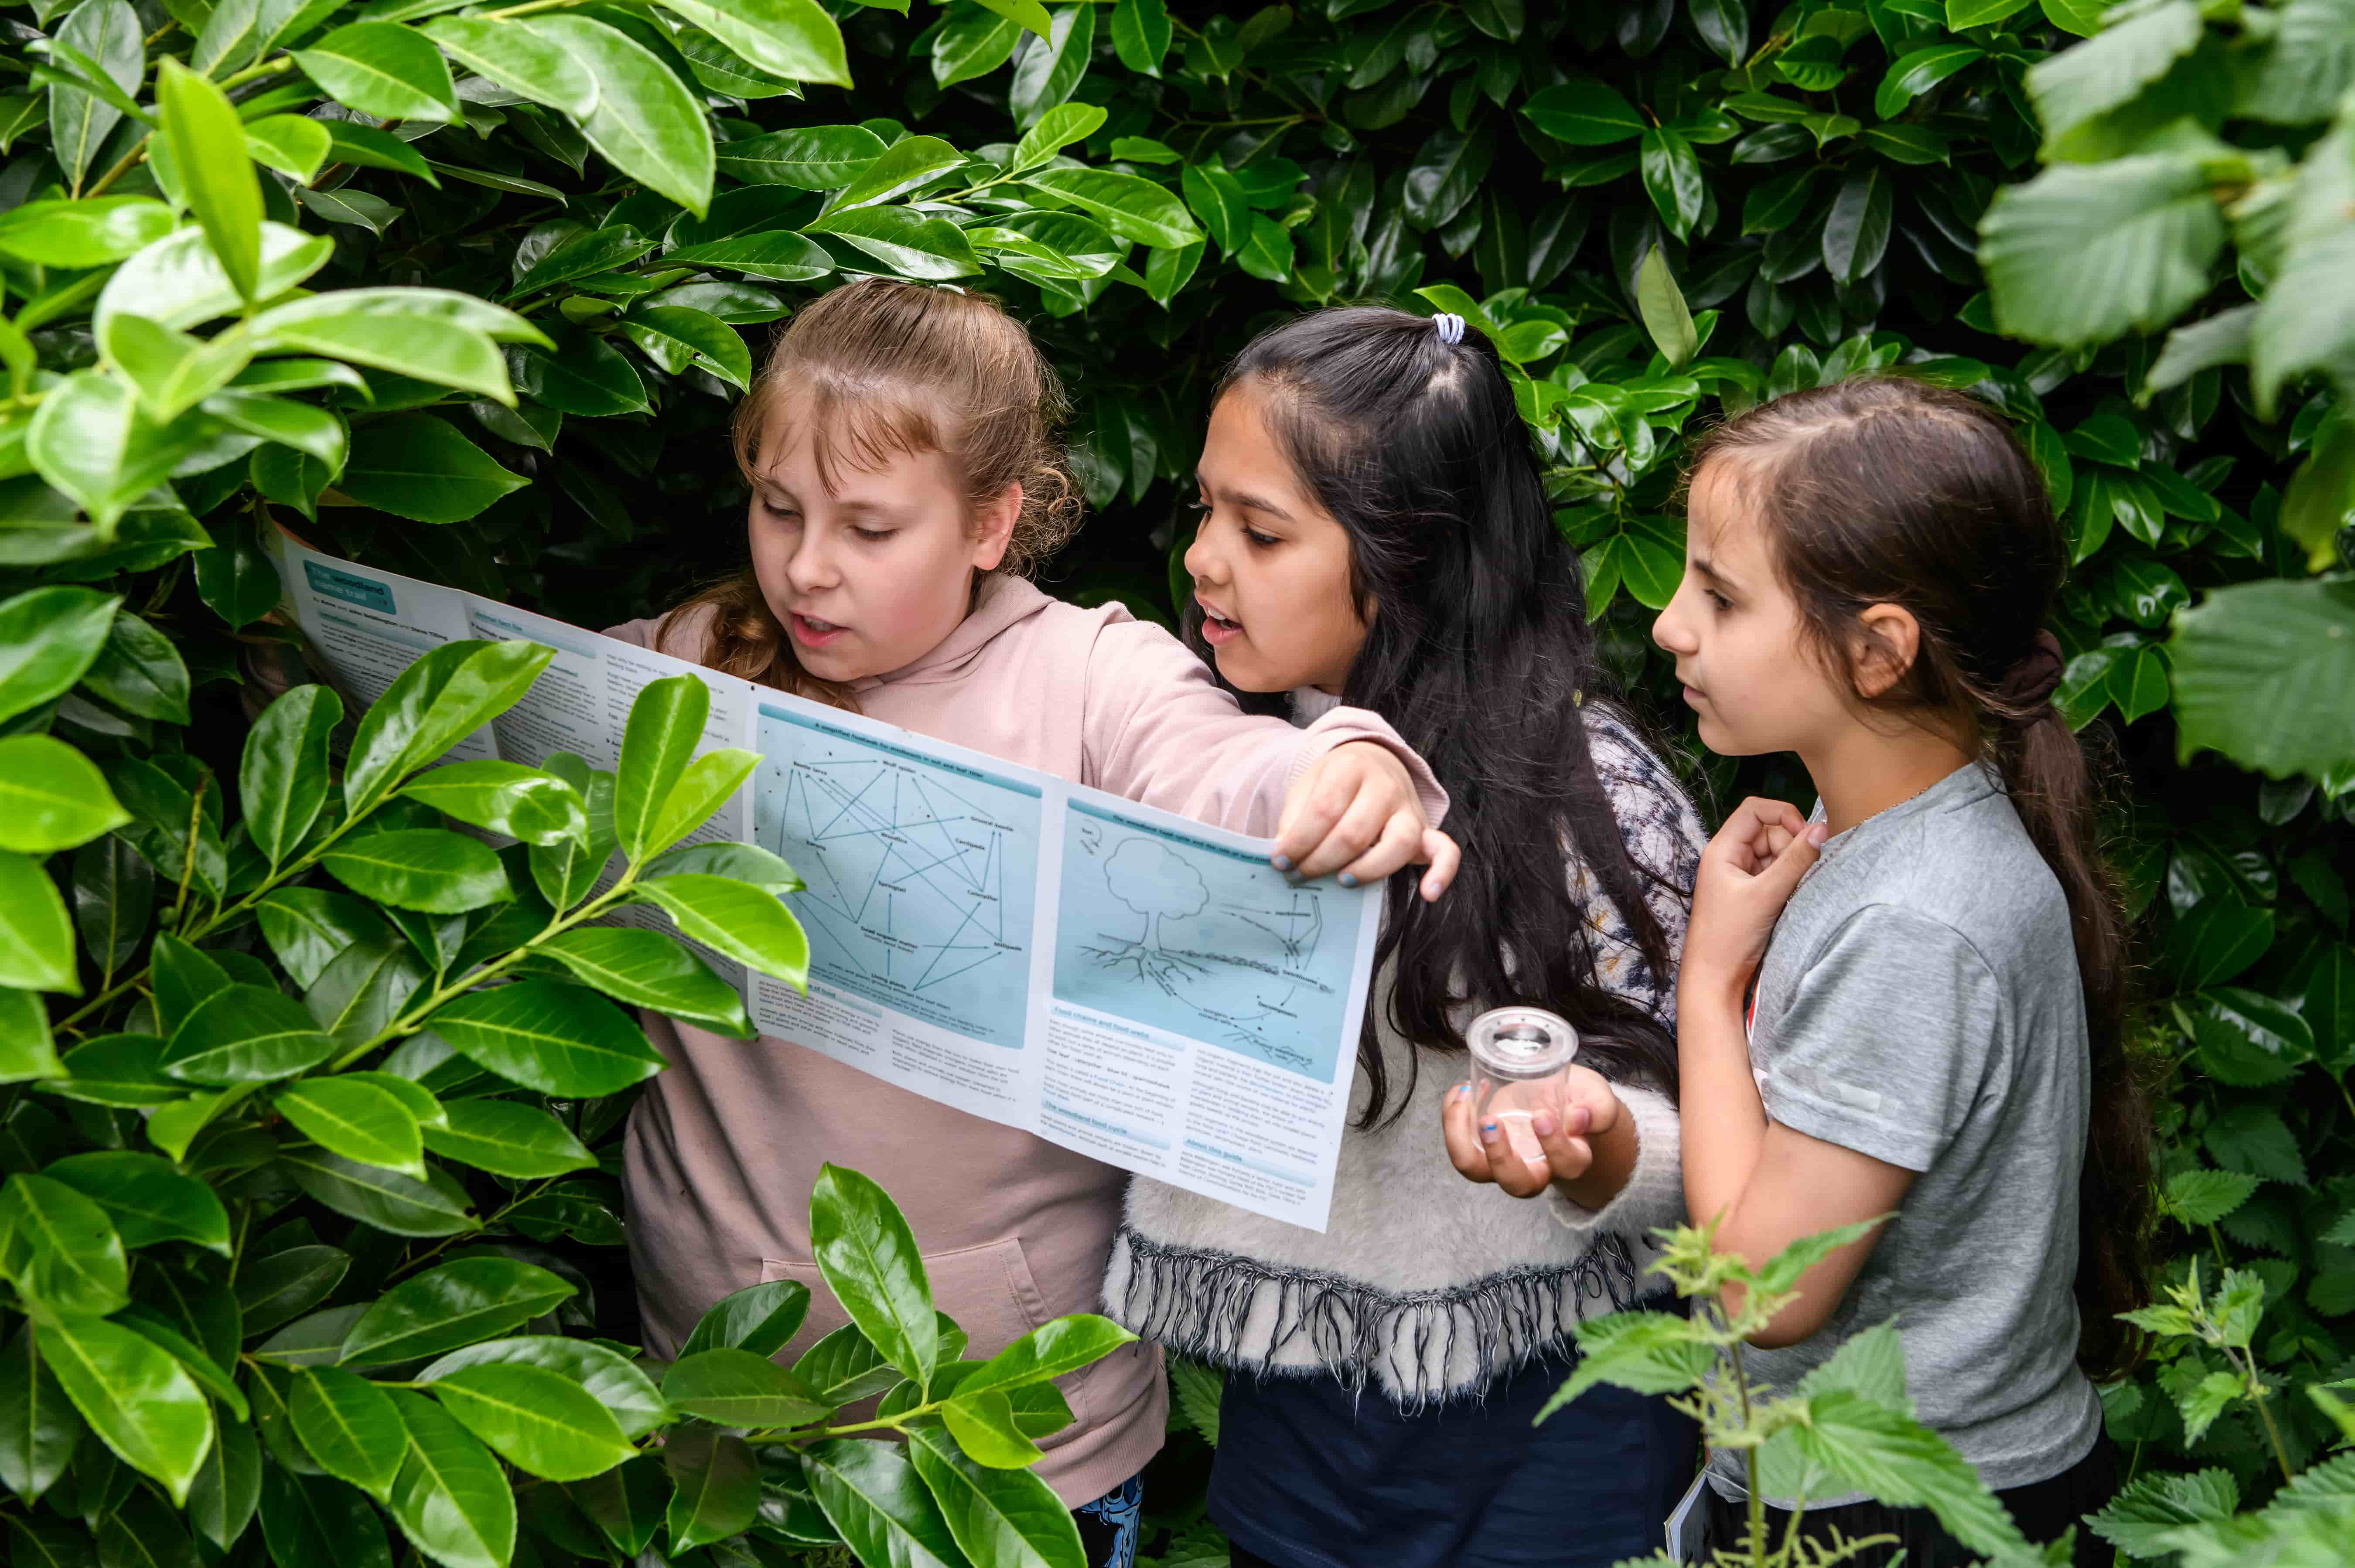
[1646, 380, 2150, 1566]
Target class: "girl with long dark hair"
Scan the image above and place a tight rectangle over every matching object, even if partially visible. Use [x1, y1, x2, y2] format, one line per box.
[1106, 307, 1709, 1567]
[1638, 379, 2149, 1564]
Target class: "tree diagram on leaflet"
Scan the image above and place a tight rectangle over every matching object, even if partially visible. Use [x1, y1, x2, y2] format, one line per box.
[754, 709, 1041, 1049]
[1050, 804, 1354, 1083]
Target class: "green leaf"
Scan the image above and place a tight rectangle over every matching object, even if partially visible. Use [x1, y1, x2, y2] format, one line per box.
[399, 760, 586, 846]
[322, 828, 514, 914]
[1012, 102, 1106, 173]
[343, 1256, 576, 1367]
[245, 112, 332, 182]
[803, 204, 981, 280]
[430, 977, 668, 1095]
[1823, 167, 1892, 285]
[2164, 900, 2272, 987]
[38, 1314, 212, 1507]
[0, 197, 175, 268]
[2024, 0, 2201, 145]
[0, 988, 62, 1085]
[95, 1486, 202, 1568]
[942, 1389, 1046, 1468]
[536, 925, 747, 1038]
[907, 1424, 1083, 1568]
[1980, 153, 2227, 350]
[420, 1097, 596, 1177]
[162, 984, 336, 1084]
[236, 1244, 353, 1337]
[2163, 1168, 2260, 1227]
[84, 610, 191, 724]
[48, 0, 143, 188]
[0, 1173, 128, 1316]
[0, 850, 78, 993]
[281, 1148, 481, 1236]
[290, 1365, 406, 1499]
[156, 61, 262, 305]
[1521, 77, 1645, 144]
[41, 1149, 229, 1254]
[0, 586, 118, 726]
[186, 1411, 261, 1551]
[430, 1361, 637, 1481]
[659, 229, 836, 283]
[567, 1452, 671, 1554]
[619, 307, 753, 392]
[682, 1278, 811, 1358]
[959, 1316, 1136, 1399]
[0, 1323, 83, 1503]
[2173, 579, 2355, 781]
[2088, 1467, 2239, 1555]
[2205, 1100, 2305, 1185]
[1010, 4, 1094, 130]
[1874, 42, 1983, 118]
[276, 1077, 426, 1177]
[1536, 1311, 1714, 1421]
[664, 1421, 761, 1549]
[649, 0, 849, 86]
[1021, 167, 1199, 249]
[1638, 127, 1702, 241]
[242, 685, 341, 866]
[419, 16, 597, 116]
[26, 373, 205, 531]
[1793, 1388, 2024, 1553]
[420, 1335, 668, 1438]
[661, 1347, 832, 1427]
[384, 1388, 516, 1568]
[51, 1033, 174, 1107]
[294, 21, 458, 122]
[803, 1437, 966, 1568]
[256, 1468, 390, 1568]
[808, 1162, 937, 1390]
[1635, 248, 1698, 370]
[1109, 0, 1170, 76]
[529, 15, 715, 218]
[634, 874, 810, 985]
[0, 735, 131, 854]
[713, 123, 885, 187]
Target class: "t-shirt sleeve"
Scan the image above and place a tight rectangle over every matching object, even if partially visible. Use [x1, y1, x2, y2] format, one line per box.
[1756, 905, 2004, 1173]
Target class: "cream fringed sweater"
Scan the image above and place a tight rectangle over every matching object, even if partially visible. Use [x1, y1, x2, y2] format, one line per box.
[1106, 701, 1707, 1409]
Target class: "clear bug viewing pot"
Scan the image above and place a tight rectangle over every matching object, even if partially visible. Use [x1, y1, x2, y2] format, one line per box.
[1466, 1006, 1581, 1163]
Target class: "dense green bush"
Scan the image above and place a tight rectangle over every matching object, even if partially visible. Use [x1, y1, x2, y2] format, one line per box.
[3, 0, 2355, 1561]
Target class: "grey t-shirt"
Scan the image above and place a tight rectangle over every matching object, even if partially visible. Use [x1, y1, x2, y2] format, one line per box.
[1707, 762, 2101, 1505]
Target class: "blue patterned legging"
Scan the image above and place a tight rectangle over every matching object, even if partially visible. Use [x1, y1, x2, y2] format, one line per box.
[1072, 1473, 1144, 1568]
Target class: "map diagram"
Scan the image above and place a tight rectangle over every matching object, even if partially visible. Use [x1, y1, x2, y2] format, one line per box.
[754, 709, 1040, 1048]
[1050, 803, 1356, 1082]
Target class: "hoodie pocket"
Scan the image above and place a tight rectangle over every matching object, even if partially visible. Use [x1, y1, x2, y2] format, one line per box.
[761, 1235, 1090, 1430]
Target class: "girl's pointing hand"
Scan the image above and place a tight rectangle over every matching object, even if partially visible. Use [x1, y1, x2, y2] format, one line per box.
[1274, 740, 1460, 901]
[1683, 796, 1825, 1005]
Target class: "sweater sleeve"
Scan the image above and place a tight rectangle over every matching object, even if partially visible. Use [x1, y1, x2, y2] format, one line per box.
[1545, 1084, 1685, 1237]
[1080, 617, 1447, 837]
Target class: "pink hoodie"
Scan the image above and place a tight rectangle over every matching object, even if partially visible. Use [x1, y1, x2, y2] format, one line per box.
[607, 574, 1446, 1504]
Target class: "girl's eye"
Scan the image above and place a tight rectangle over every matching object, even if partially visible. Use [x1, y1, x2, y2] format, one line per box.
[1707, 589, 1733, 612]
[1244, 529, 1282, 549]
[1185, 496, 1210, 516]
[854, 527, 896, 543]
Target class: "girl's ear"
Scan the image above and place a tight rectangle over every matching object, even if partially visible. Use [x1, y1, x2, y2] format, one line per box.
[1852, 602, 1922, 698]
[970, 481, 1022, 572]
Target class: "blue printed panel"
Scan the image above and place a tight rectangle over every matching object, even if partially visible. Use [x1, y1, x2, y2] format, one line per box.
[303, 560, 397, 614]
[1050, 801, 1355, 1083]
[754, 706, 1041, 1049]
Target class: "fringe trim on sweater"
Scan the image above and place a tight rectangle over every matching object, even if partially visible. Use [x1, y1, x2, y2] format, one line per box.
[1108, 1225, 1643, 1410]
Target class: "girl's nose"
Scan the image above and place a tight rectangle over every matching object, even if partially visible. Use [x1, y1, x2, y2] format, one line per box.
[1652, 597, 1696, 655]
[1183, 525, 1220, 587]
[785, 528, 840, 591]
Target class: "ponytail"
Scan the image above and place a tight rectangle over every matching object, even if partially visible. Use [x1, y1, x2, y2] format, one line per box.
[1686, 378, 2155, 1377]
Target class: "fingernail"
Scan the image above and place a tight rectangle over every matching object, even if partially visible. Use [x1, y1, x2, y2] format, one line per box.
[1532, 1113, 1557, 1138]
[1270, 853, 1293, 872]
[1807, 822, 1827, 846]
[1571, 1106, 1591, 1134]
[1479, 1121, 1500, 1145]
[1454, 1083, 1471, 1098]
[1284, 870, 1304, 886]
[1337, 872, 1358, 888]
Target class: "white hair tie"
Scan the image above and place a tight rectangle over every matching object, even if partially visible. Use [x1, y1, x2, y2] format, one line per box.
[1433, 312, 1465, 346]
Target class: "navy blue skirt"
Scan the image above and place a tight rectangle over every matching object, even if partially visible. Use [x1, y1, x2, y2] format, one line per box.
[1210, 1346, 1699, 1568]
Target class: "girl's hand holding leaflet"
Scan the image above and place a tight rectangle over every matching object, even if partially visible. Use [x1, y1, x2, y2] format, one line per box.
[1274, 740, 1461, 900]
[1681, 797, 1827, 1007]
[1438, 1068, 1632, 1205]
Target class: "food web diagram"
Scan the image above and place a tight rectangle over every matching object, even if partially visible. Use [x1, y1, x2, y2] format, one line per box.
[753, 709, 1040, 1049]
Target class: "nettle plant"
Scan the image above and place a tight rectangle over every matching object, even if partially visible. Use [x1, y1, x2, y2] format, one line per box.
[1542, 1217, 2058, 1568]
[0, 640, 1134, 1568]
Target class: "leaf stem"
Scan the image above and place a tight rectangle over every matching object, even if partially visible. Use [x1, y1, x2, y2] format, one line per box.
[85, 134, 153, 200]
[219, 55, 296, 92]
[385, 1177, 561, 1281]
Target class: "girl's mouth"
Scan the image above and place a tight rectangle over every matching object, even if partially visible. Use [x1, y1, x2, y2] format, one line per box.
[790, 613, 848, 649]
[1200, 608, 1244, 647]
